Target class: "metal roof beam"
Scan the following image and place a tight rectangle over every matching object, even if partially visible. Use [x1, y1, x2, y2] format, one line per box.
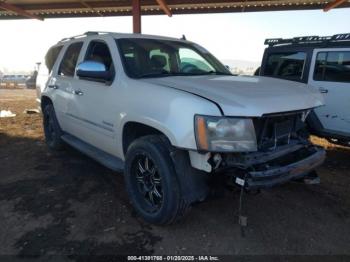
[323, 0, 347, 11]
[155, 0, 172, 16]
[0, 1, 43, 20]
[80, 0, 103, 16]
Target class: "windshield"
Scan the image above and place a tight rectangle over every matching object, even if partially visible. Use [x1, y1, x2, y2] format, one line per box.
[116, 38, 231, 78]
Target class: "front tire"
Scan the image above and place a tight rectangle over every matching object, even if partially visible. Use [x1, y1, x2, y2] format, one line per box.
[124, 135, 189, 225]
[43, 104, 64, 150]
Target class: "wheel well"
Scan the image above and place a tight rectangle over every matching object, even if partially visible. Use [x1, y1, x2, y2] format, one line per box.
[122, 122, 165, 154]
[41, 96, 53, 112]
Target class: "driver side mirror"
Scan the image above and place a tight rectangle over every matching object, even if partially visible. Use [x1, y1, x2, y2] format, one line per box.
[76, 61, 111, 82]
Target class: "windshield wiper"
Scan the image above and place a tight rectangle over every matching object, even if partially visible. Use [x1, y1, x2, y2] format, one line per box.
[197, 71, 232, 76]
[137, 71, 232, 78]
[137, 71, 174, 78]
[138, 72, 197, 78]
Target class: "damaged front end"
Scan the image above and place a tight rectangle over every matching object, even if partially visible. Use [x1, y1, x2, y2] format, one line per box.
[220, 141, 325, 189]
[204, 110, 326, 189]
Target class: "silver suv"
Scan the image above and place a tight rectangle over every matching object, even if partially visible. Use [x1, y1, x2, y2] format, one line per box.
[37, 32, 326, 224]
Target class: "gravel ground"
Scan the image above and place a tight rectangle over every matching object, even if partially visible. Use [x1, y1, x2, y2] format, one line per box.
[0, 89, 350, 260]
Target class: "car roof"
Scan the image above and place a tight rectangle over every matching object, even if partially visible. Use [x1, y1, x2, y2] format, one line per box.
[57, 31, 189, 45]
[264, 33, 350, 51]
[266, 42, 350, 51]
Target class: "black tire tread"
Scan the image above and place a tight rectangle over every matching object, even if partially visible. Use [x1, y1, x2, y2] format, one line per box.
[125, 135, 191, 225]
[43, 103, 64, 151]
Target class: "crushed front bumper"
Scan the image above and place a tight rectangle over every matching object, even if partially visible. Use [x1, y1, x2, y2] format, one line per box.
[246, 147, 325, 189]
[222, 143, 326, 189]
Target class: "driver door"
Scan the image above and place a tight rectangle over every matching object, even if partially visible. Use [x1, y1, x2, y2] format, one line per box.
[68, 39, 119, 156]
[308, 48, 350, 135]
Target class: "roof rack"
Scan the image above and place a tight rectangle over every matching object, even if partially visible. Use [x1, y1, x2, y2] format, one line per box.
[265, 33, 350, 47]
[58, 31, 113, 43]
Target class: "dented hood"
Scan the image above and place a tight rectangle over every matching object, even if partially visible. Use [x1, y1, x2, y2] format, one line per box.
[142, 75, 324, 117]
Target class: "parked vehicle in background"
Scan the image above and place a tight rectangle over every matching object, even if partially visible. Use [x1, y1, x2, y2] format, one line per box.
[258, 33, 350, 146]
[37, 32, 325, 224]
[25, 71, 38, 89]
[0, 74, 29, 88]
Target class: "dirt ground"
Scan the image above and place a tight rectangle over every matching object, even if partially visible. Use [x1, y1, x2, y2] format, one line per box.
[0, 89, 350, 259]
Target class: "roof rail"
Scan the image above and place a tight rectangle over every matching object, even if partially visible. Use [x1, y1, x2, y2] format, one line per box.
[265, 33, 350, 46]
[84, 31, 114, 36]
[58, 31, 113, 43]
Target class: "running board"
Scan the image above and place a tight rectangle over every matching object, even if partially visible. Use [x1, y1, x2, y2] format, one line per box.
[61, 134, 124, 172]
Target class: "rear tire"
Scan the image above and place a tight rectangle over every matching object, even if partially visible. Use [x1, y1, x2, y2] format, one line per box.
[124, 135, 189, 225]
[43, 104, 64, 150]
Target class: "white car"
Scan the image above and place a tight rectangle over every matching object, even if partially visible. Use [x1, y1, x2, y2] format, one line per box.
[37, 32, 325, 224]
[260, 34, 350, 146]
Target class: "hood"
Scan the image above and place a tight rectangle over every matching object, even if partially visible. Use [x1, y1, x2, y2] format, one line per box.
[141, 75, 324, 117]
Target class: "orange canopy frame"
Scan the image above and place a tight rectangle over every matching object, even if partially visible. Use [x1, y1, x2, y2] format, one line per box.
[0, 0, 349, 33]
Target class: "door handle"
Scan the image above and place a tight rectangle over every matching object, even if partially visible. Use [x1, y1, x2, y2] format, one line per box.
[319, 88, 328, 94]
[48, 84, 59, 89]
[73, 90, 84, 96]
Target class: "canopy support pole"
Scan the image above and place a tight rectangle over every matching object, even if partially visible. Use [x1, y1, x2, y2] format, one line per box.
[132, 0, 141, 33]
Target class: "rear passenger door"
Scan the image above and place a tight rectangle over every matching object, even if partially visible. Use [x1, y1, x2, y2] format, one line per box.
[54, 41, 84, 134]
[309, 49, 350, 135]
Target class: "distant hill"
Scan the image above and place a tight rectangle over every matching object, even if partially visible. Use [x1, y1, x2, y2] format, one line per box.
[222, 59, 260, 69]
[221, 59, 261, 75]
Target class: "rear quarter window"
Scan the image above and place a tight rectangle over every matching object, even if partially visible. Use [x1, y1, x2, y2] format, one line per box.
[45, 45, 63, 74]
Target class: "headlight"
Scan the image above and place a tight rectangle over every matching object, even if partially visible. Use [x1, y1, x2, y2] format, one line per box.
[194, 115, 257, 152]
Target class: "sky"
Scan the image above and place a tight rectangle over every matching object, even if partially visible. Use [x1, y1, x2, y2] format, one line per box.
[0, 8, 349, 73]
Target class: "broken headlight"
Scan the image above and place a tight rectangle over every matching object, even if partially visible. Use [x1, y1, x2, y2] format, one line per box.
[195, 115, 257, 152]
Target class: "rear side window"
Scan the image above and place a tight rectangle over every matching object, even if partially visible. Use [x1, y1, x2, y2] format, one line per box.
[58, 42, 83, 77]
[264, 52, 306, 81]
[45, 46, 63, 73]
[314, 51, 350, 83]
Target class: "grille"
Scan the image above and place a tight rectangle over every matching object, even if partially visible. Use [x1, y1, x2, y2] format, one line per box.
[253, 111, 306, 151]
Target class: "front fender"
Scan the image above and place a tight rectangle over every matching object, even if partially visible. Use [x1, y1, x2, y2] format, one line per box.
[116, 82, 222, 158]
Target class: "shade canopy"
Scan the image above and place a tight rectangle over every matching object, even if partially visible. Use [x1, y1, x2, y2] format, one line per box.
[0, 0, 349, 20]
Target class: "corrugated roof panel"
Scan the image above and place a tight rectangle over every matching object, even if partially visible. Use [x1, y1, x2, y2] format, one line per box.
[0, 0, 349, 19]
